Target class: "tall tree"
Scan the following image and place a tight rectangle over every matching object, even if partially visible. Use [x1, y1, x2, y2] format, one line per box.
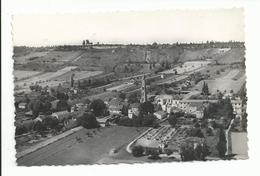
[216, 128, 227, 157]
[76, 112, 99, 129]
[202, 81, 209, 96]
[90, 99, 107, 116]
[139, 101, 154, 116]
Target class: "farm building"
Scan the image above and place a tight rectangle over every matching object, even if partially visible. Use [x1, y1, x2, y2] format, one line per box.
[108, 98, 124, 115]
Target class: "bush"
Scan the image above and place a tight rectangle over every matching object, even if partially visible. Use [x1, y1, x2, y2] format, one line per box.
[180, 138, 210, 161]
[216, 128, 227, 157]
[148, 150, 161, 160]
[89, 99, 107, 116]
[168, 113, 178, 127]
[76, 112, 100, 129]
[33, 121, 47, 132]
[132, 145, 144, 157]
[42, 116, 59, 129]
[15, 125, 28, 135]
[187, 128, 204, 138]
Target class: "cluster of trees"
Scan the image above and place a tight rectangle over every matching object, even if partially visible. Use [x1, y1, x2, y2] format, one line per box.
[117, 114, 158, 128]
[190, 72, 209, 85]
[15, 115, 63, 135]
[168, 112, 184, 127]
[132, 146, 145, 157]
[29, 84, 43, 92]
[89, 99, 108, 117]
[116, 101, 159, 127]
[203, 98, 234, 120]
[180, 138, 210, 161]
[76, 112, 100, 129]
[28, 96, 52, 117]
[201, 81, 210, 96]
[126, 92, 140, 104]
[75, 99, 109, 129]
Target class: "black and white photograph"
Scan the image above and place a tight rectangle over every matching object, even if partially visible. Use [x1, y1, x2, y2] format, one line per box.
[2, 1, 260, 176]
[12, 9, 248, 166]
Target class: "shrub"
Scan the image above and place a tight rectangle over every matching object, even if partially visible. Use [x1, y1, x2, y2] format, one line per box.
[187, 128, 204, 138]
[216, 128, 227, 157]
[76, 112, 100, 129]
[180, 138, 210, 161]
[132, 145, 144, 157]
[89, 99, 107, 116]
[33, 121, 47, 132]
[42, 116, 59, 129]
[15, 125, 28, 135]
[168, 113, 178, 127]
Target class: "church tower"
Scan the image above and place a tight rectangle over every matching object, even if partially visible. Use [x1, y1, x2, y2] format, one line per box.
[140, 74, 147, 103]
[70, 73, 75, 88]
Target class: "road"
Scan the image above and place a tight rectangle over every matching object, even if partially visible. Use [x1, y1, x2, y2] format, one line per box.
[17, 126, 147, 166]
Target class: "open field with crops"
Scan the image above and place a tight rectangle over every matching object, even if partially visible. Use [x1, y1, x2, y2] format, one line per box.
[14, 70, 42, 81]
[193, 69, 246, 93]
[14, 66, 103, 93]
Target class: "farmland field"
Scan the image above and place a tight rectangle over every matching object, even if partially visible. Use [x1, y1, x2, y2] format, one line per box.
[179, 48, 230, 61]
[53, 70, 103, 81]
[14, 70, 42, 81]
[216, 48, 245, 64]
[161, 61, 211, 75]
[193, 69, 246, 93]
[17, 126, 147, 166]
[13, 51, 50, 64]
[15, 66, 77, 92]
[39, 51, 84, 62]
[14, 66, 104, 93]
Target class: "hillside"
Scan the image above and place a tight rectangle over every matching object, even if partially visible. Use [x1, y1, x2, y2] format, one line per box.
[13, 45, 245, 74]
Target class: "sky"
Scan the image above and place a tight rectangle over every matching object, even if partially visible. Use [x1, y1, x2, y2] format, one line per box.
[13, 8, 244, 46]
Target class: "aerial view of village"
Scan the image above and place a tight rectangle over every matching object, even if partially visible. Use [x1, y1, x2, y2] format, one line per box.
[13, 11, 248, 166]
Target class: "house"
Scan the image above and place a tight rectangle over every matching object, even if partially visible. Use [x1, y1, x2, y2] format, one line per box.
[25, 111, 33, 118]
[18, 102, 27, 109]
[128, 103, 140, 119]
[231, 98, 243, 119]
[108, 98, 123, 115]
[154, 111, 167, 120]
[154, 96, 215, 118]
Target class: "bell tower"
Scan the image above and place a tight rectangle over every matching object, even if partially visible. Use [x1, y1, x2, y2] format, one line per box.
[140, 74, 147, 103]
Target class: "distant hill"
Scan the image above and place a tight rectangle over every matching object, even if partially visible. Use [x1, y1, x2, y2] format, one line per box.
[13, 44, 245, 74]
